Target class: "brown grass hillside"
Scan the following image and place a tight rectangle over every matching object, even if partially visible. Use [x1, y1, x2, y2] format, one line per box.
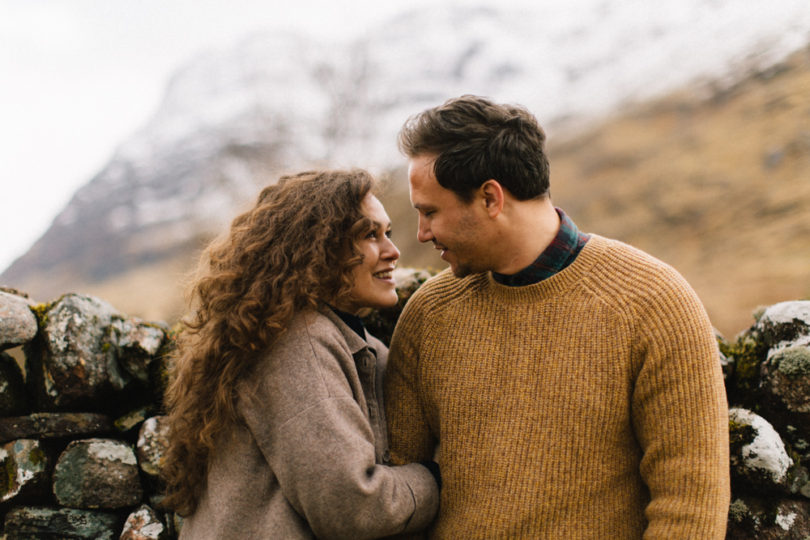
[66, 47, 809, 338]
[545, 47, 810, 336]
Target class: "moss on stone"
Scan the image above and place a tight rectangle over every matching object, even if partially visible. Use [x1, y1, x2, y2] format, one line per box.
[721, 333, 768, 394]
[28, 300, 55, 328]
[727, 498, 751, 524]
[2, 450, 14, 497]
[772, 346, 810, 378]
[729, 418, 756, 448]
[27, 445, 46, 467]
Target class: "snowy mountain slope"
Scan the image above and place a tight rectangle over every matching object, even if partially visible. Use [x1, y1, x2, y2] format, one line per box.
[3, 0, 809, 298]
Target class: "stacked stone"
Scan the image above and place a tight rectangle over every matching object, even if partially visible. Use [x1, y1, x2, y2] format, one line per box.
[3, 278, 810, 538]
[720, 300, 810, 539]
[0, 289, 175, 539]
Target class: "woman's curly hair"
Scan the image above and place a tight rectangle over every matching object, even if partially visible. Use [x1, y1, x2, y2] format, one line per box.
[162, 169, 377, 516]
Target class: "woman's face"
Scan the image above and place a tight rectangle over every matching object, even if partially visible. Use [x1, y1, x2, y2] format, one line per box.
[337, 194, 401, 315]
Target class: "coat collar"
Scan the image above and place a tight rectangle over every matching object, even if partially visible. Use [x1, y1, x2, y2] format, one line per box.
[320, 306, 374, 356]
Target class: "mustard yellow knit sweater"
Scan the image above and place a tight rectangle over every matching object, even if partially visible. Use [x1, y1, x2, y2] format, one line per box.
[385, 235, 729, 539]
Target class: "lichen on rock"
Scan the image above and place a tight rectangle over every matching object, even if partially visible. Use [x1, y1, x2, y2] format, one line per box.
[26, 294, 122, 410]
[3, 506, 120, 539]
[120, 504, 169, 540]
[0, 290, 38, 350]
[52, 437, 143, 509]
[729, 407, 794, 491]
[0, 439, 50, 504]
[137, 416, 170, 478]
[756, 300, 810, 349]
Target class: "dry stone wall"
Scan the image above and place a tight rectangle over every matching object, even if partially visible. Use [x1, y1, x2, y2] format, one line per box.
[1, 274, 810, 539]
[1, 289, 175, 539]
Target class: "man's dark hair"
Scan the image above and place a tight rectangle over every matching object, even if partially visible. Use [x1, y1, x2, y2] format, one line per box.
[398, 95, 550, 202]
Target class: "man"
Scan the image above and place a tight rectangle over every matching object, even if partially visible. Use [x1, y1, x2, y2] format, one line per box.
[384, 95, 730, 538]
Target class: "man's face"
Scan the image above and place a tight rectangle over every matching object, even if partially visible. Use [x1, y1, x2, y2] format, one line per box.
[407, 154, 491, 277]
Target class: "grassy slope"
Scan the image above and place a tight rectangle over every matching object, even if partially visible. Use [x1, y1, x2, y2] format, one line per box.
[546, 47, 810, 336]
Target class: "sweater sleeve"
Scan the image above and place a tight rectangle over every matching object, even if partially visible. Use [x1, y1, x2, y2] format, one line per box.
[238, 317, 439, 540]
[629, 271, 730, 539]
[385, 296, 437, 466]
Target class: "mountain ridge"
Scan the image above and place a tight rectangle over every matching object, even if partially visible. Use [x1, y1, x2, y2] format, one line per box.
[3, 2, 810, 335]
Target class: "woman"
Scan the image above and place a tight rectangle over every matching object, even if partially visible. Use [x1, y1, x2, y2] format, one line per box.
[163, 169, 439, 539]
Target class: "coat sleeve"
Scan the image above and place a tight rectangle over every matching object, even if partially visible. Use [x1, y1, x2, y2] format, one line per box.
[238, 317, 439, 540]
[630, 270, 730, 539]
[384, 297, 437, 466]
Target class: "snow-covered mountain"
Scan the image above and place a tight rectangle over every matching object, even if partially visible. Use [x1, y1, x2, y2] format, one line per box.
[3, 0, 810, 293]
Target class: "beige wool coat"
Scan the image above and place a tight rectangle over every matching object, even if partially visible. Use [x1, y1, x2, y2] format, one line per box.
[179, 307, 439, 539]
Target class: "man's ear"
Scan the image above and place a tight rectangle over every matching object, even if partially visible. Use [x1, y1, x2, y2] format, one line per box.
[479, 179, 504, 218]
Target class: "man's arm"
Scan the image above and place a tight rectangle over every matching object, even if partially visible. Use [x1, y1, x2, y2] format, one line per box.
[631, 274, 730, 538]
[385, 299, 436, 466]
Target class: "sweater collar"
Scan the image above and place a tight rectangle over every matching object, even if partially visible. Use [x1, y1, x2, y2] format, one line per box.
[484, 233, 607, 303]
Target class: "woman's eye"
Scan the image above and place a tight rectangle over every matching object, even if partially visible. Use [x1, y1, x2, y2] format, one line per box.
[385, 229, 393, 238]
[366, 230, 377, 239]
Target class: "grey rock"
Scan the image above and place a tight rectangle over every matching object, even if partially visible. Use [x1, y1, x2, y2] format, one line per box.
[109, 316, 166, 384]
[0, 290, 37, 350]
[0, 439, 49, 504]
[722, 329, 769, 409]
[52, 438, 143, 509]
[787, 464, 810, 499]
[783, 424, 810, 464]
[120, 504, 169, 540]
[25, 293, 123, 410]
[3, 505, 119, 540]
[726, 496, 810, 539]
[760, 344, 810, 440]
[756, 300, 810, 348]
[0, 350, 29, 416]
[729, 407, 794, 494]
[762, 345, 810, 409]
[137, 416, 170, 478]
[0, 412, 112, 443]
[114, 405, 154, 433]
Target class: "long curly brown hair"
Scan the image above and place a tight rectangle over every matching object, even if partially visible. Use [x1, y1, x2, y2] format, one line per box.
[162, 169, 377, 516]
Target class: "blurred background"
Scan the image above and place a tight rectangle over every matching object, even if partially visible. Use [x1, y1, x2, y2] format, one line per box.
[1, 0, 809, 337]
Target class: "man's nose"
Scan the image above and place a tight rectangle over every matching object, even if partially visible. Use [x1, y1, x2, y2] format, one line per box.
[416, 217, 432, 243]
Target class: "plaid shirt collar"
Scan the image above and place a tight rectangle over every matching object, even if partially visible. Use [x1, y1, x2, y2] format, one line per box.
[493, 208, 590, 287]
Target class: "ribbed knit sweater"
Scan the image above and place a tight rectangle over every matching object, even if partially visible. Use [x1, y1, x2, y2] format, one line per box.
[385, 234, 730, 539]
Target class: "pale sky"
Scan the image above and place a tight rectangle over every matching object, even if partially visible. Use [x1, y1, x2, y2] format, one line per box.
[2, 0, 516, 273]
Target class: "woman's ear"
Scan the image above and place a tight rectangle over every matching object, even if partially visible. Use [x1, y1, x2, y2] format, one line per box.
[479, 179, 504, 218]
